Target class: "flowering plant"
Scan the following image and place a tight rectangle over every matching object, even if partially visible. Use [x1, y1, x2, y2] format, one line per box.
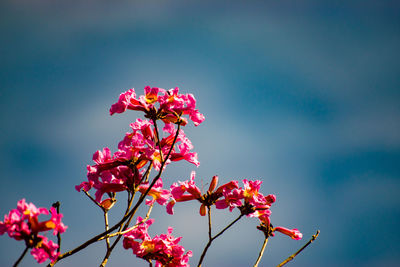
[1, 86, 319, 266]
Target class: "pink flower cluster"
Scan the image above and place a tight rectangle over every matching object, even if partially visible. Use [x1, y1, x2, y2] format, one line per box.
[110, 86, 205, 126]
[166, 172, 302, 240]
[123, 217, 192, 267]
[76, 87, 204, 204]
[0, 199, 67, 263]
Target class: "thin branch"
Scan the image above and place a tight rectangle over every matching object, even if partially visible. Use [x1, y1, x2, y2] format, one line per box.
[197, 213, 244, 267]
[98, 195, 135, 267]
[276, 230, 320, 267]
[207, 206, 212, 240]
[141, 162, 153, 184]
[213, 214, 244, 241]
[99, 204, 154, 240]
[13, 246, 29, 267]
[103, 212, 110, 250]
[253, 237, 269, 267]
[82, 190, 103, 210]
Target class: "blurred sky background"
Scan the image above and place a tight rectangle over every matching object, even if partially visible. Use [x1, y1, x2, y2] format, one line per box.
[1, 1, 399, 266]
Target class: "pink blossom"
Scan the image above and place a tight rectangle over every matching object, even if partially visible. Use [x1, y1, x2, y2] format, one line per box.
[0, 199, 67, 239]
[123, 216, 154, 241]
[31, 207, 67, 236]
[123, 218, 192, 267]
[75, 147, 133, 202]
[159, 88, 205, 126]
[109, 88, 151, 115]
[0, 200, 66, 264]
[242, 179, 265, 204]
[30, 236, 59, 263]
[138, 178, 171, 206]
[167, 171, 202, 215]
[109, 89, 136, 115]
[215, 188, 243, 212]
[167, 172, 241, 216]
[141, 86, 166, 105]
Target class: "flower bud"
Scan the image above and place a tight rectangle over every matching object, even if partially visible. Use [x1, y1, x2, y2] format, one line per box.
[265, 194, 276, 205]
[273, 226, 302, 240]
[101, 198, 116, 211]
[208, 176, 218, 192]
[199, 204, 207, 216]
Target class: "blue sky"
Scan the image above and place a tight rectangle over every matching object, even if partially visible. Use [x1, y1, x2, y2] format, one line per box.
[1, 1, 399, 266]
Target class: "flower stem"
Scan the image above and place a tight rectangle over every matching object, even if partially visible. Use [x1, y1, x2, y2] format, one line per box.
[207, 206, 212, 239]
[13, 246, 28, 267]
[104, 212, 110, 250]
[82, 190, 103, 209]
[197, 213, 244, 267]
[253, 237, 268, 267]
[276, 230, 320, 267]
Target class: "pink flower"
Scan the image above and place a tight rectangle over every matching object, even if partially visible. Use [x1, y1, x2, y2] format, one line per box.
[109, 89, 136, 115]
[167, 171, 202, 215]
[123, 216, 154, 241]
[110, 88, 153, 115]
[273, 226, 303, 240]
[30, 236, 59, 263]
[123, 218, 192, 267]
[29, 207, 67, 236]
[138, 178, 171, 206]
[159, 88, 205, 126]
[75, 147, 132, 202]
[0, 199, 67, 264]
[215, 188, 243, 212]
[167, 172, 241, 216]
[242, 179, 266, 205]
[141, 86, 165, 105]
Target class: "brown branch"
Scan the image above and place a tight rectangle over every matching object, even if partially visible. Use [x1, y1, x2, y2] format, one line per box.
[253, 237, 269, 267]
[207, 206, 212, 240]
[103, 212, 110, 250]
[276, 230, 320, 267]
[82, 190, 103, 210]
[197, 212, 244, 267]
[99, 204, 154, 240]
[13, 246, 29, 267]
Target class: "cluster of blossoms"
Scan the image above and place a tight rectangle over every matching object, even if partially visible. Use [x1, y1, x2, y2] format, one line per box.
[109, 86, 204, 126]
[76, 87, 204, 205]
[123, 217, 192, 267]
[0, 199, 67, 263]
[76, 86, 302, 265]
[166, 171, 302, 240]
[1, 86, 305, 267]
[74, 87, 204, 265]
